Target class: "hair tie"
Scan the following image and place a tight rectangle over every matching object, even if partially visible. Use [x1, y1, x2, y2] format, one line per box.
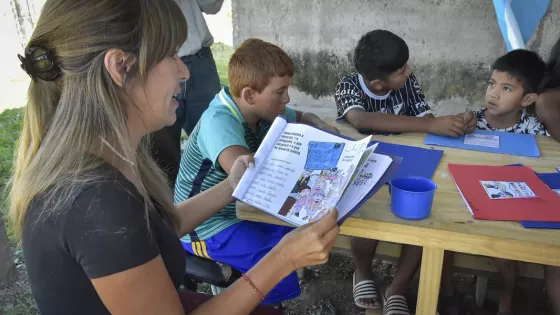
[17, 46, 60, 82]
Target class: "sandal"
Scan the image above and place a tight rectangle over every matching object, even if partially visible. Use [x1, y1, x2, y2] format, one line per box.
[382, 291, 411, 315]
[352, 271, 382, 309]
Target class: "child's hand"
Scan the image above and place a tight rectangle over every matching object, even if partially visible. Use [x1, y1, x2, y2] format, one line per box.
[460, 111, 477, 134]
[318, 122, 340, 134]
[427, 115, 467, 137]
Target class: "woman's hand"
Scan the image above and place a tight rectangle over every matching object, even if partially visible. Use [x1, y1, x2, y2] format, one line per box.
[273, 208, 340, 271]
[227, 155, 255, 191]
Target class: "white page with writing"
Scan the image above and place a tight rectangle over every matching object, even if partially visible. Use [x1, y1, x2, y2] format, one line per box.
[234, 118, 371, 226]
[234, 117, 288, 197]
[336, 152, 393, 217]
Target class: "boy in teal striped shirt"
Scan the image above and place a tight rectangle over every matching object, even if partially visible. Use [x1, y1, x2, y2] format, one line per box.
[175, 38, 337, 304]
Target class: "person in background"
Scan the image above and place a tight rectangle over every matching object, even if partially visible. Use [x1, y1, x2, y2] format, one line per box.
[9, 1, 340, 314]
[150, 0, 224, 189]
[535, 37, 560, 142]
[472, 49, 560, 315]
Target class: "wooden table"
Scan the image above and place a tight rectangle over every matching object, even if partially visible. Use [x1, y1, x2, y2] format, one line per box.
[236, 120, 560, 315]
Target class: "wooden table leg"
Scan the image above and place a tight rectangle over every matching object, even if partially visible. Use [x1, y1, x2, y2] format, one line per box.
[416, 246, 444, 315]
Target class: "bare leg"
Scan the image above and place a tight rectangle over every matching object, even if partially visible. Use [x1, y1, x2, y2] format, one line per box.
[545, 265, 560, 315]
[438, 251, 459, 315]
[440, 251, 455, 296]
[535, 88, 560, 142]
[385, 245, 422, 297]
[493, 258, 517, 314]
[351, 237, 381, 308]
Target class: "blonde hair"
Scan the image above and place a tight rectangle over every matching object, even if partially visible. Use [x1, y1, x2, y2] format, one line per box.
[228, 39, 294, 97]
[9, 0, 187, 240]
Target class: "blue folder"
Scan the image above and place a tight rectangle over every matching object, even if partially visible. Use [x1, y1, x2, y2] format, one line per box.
[373, 141, 443, 180]
[508, 164, 560, 229]
[424, 130, 540, 157]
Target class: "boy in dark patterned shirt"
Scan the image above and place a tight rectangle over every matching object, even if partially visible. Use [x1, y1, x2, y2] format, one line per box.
[335, 29, 476, 137]
[338, 30, 468, 314]
[474, 49, 560, 315]
[473, 49, 550, 136]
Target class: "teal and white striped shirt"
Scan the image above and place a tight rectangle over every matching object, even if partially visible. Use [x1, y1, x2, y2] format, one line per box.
[175, 87, 296, 242]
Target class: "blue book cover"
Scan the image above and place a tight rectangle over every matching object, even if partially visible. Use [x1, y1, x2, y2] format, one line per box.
[424, 130, 540, 157]
[373, 141, 443, 180]
[509, 164, 560, 229]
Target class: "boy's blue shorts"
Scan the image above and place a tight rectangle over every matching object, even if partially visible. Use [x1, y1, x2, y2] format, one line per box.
[182, 221, 301, 304]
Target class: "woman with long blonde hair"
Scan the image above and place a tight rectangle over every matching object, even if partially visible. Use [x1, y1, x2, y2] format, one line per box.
[9, 0, 340, 314]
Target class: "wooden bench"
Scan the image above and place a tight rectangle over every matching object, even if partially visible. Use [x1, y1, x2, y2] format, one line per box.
[330, 235, 544, 313]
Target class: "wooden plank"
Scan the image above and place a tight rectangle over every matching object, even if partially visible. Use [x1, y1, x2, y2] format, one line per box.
[237, 202, 560, 266]
[417, 247, 445, 315]
[326, 119, 560, 249]
[332, 235, 544, 279]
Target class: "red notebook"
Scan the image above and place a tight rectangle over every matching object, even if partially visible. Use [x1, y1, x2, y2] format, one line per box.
[448, 164, 560, 221]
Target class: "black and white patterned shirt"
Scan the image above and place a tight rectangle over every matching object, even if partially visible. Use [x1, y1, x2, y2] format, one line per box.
[335, 72, 432, 119]
[475, 108, 550, 136]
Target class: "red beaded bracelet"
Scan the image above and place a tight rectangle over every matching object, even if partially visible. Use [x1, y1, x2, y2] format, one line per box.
[242, 273, 265, 301]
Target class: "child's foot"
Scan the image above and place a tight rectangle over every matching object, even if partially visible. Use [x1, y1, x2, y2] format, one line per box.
[352, 270, 382, 309]
[497, 289, 514, 315]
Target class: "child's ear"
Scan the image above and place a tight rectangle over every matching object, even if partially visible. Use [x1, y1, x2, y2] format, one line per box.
[520, 93, 538, 107]
[240, 87, 255, 105]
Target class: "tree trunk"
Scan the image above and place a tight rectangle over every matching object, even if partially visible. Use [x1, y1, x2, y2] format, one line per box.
[0, 217, 15, 288]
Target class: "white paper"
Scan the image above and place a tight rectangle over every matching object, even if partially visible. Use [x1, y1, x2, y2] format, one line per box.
[464, 134, 500, 148]
[233, 117, 288, 197]
[234, 119, 372, 226]
[480, 181, 537, 199]
[450, 175, 474, 216]
[553, 189, 560, 196]
[336, 151, 393, 217]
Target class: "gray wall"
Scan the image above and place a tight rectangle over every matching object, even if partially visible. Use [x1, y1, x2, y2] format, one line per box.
[232, 0, 560, 116]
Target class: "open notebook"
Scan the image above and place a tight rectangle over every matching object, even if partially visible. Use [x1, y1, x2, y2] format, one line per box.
[233, 116, 400, 226]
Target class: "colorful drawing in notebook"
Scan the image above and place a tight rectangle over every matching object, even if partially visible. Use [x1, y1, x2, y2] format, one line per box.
[480, 181, 537, 199]
[447, 164, 560, 222]
[233, 116, 399, 226]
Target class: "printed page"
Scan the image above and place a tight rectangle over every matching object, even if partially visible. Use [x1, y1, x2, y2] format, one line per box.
[235, 119, 371, 226]
[233, 117, 288, 198]
[479, 181, 537, 199]
[335, 152, 393, 218]
[464, 134, 500, 148]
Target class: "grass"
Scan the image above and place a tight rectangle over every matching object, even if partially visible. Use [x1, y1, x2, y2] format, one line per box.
[211, 42, 233, 87]
[0, 108, 24, 241]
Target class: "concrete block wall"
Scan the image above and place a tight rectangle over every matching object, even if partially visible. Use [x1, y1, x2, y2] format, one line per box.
[232, 0, 560, 117]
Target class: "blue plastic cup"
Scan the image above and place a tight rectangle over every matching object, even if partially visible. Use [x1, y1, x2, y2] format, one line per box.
[389, 177, 437, 220]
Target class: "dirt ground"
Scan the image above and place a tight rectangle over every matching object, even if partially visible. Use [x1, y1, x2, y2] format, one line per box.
[282, 253, 553, 315]
[0, 247, 554, 315]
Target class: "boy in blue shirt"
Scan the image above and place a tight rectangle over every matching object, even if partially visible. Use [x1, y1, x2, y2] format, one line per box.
[175, 38, 338, 305]
[472, 49, 559, 315]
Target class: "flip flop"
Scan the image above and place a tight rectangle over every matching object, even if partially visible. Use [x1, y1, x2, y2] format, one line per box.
[352, 271, 382, 310]
[382, 290, 411, 315]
